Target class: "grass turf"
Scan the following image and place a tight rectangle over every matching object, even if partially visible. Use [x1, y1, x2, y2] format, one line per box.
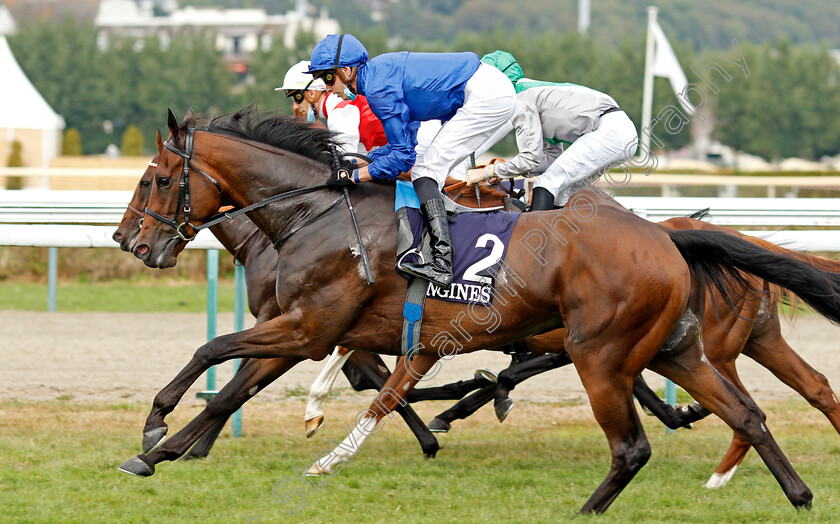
[1, 398, 839, 523]
[0, 281, 236, 313]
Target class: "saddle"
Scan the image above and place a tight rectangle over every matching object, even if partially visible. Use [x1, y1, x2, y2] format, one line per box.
[394, 180, 522, 357]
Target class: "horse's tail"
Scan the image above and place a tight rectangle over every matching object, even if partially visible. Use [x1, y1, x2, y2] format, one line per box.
[670, 229, 840, 325]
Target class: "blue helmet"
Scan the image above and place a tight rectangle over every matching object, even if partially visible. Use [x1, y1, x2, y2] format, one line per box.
[308, 34, 369, 73]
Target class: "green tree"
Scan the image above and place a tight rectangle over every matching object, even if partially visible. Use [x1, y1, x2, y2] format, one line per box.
[62, 128, 83, 156]
[9, 18, 112, 154]
[6, 140, 23, 167]
[121, 125, 145, 156]
[6, 140, 24, 189]
[715, 39, 840, 161]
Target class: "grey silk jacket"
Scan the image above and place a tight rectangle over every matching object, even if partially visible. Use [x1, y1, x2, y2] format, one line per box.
[494, 83, 619, 179]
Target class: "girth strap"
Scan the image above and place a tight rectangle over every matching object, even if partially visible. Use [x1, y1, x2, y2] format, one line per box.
[401, 234, 432, 358]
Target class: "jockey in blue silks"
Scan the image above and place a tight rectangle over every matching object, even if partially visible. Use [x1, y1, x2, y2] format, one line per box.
[307, 34, 515, 289]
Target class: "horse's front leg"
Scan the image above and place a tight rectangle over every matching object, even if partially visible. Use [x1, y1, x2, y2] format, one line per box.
[120, 356, 302, 476]
[305, 354, 440, 476]
[142, 310, 336, 452]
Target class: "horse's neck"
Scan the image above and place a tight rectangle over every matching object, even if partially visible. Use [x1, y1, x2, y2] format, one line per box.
[209, 218, 260, 262]
[202, 136, 339, 247]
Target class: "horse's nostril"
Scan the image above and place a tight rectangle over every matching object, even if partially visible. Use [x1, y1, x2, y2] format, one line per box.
[113, 232, 123, 242]
[135, 244, 150, 257]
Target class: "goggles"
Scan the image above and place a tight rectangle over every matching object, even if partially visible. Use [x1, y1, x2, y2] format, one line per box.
[284, 90, 305, 103]
[311, 70, 337, 86]
[310, 34, 346, 87]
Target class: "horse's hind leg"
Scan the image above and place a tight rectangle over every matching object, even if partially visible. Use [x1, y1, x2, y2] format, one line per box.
[573, 364, 651, 514]
[648, 349, 812, 509]
[428, 384, 496, 433]
[428, 353, 574, 432]
[631, 375, 702, 430]
[305, 347, 354, 438]
[744, 326, 840, 434]
[700, 358, 758, 489]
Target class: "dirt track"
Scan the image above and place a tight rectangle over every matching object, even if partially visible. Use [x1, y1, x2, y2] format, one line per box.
[2, 311, 839, 406]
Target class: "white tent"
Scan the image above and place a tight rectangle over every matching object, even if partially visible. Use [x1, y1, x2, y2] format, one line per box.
[0, 34, 65, 171]
[0, 5, 16, 36]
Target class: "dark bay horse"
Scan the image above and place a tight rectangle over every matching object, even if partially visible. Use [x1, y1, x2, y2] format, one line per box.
[120, 107, 840, 513]
[112, 131, 504, 459]
[112, 151, 688, 462]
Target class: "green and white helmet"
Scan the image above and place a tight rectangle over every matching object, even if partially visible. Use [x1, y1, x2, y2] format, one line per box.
[275, 61, 326, 92]
[480, 50, 524, 86]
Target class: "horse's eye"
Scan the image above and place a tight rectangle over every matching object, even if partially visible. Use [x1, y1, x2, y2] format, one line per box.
[140, 180, 151, 188]
[157, 177, 171, 188]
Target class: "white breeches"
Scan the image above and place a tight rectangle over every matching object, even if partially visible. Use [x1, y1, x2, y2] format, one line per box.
[534, 110, 638, 206]
[412, 63, 516, 189]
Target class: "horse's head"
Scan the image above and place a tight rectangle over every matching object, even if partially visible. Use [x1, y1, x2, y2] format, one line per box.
[113, 130, 165, 252]
[133, 108, 225, 268]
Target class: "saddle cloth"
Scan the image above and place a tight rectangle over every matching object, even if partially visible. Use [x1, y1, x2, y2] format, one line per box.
[394, 180, 520, 306]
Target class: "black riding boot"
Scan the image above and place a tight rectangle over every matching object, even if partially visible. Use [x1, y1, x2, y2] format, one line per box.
[528, 187, 555, 211]
[401, 198, 454, 288]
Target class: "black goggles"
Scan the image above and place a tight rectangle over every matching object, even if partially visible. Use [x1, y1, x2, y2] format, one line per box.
[284, 90, 305, 103]
[311, 69, 337, 86]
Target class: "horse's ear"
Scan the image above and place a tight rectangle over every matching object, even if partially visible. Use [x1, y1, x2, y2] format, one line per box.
[182, 108, 196, 129]
[155, 129, 164, 152]
[167, 108, 181, 142]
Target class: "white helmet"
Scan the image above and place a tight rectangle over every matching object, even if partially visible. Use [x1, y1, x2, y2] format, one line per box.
[275, 60, 326, 92]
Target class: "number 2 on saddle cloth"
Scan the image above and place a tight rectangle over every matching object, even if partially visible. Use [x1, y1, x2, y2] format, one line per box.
[393, 180, 521, 355]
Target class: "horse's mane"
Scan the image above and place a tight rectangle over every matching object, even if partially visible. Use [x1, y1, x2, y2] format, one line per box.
[204, 104, 340, 166]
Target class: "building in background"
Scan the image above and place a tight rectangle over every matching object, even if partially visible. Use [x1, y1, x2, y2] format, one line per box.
[0, 34, 65, 168]
[1, 0, 339, 76]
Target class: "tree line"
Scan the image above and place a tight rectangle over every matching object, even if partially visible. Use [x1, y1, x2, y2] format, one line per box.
[8, 18, 840, 161]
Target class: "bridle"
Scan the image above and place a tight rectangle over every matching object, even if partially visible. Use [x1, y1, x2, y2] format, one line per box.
[144, 128, 333, 241]
[142, 127, 376, 284]
[144, 128, 224, 241]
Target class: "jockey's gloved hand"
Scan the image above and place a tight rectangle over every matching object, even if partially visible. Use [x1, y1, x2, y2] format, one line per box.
[327, 166, 357, 188]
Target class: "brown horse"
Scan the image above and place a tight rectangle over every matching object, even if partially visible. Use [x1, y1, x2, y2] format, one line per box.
[120, 107, 839, 513]
[118, 130, 840, 491]
[422, 211, 840, 489]
[112, 129, 507, 459]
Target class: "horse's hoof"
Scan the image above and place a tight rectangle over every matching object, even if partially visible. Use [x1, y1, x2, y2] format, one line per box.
[705, 466, 737, 489]
[475, 369, 498, 384]
[142, 427, 167, 454]
[427, 418, 451, 433]
[495, 398, 514, 423]
[304, 463, 329, 477]
[305, 416, 324, 439]
[118, 456, 155, 477]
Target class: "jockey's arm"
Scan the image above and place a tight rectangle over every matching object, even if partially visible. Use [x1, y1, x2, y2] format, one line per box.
[353, 112, 416, 182]
[492, 100, 545, 179]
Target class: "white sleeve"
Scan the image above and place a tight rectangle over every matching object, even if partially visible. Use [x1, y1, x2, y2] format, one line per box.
[493, 100, 545, 179]
[324, 94, 361, 154]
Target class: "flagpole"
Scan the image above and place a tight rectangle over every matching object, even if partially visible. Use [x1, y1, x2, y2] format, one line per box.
[639, 6, 658, 161]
